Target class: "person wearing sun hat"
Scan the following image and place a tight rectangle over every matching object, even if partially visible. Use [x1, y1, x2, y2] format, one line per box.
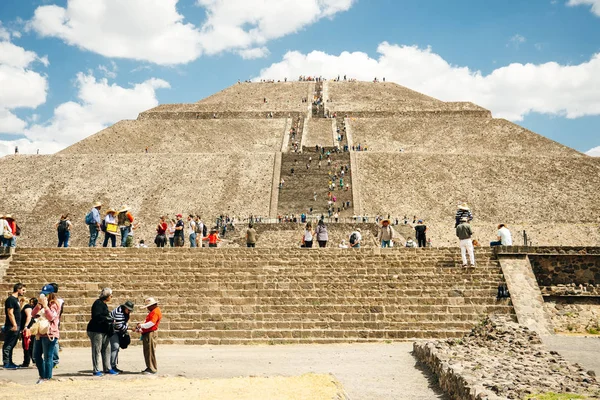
[117, 206, 134, 247]
[136, 297, 162, 375]
[454, 202, 473, 228]
[102, 208, 117, 248]
[377, 219, 394, 248]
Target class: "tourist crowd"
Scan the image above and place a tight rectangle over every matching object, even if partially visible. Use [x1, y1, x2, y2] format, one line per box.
[2, 283, 162, 382]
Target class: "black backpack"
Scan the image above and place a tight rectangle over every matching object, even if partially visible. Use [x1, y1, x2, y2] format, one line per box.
[57, 220, 68, 234]
[202, 224, 208, 237]
[349, 233, 357, 245]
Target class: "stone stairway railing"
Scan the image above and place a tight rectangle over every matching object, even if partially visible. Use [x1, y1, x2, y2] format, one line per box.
[0, 248, 514, 347]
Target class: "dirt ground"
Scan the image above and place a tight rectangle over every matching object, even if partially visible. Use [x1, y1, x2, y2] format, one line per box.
[0, 374, 347, 400]
[0, 343, 447, 400]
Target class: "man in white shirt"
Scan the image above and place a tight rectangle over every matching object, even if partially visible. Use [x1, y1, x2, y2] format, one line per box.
[490, 224, 512, 247]
[187, 215, 197, 248]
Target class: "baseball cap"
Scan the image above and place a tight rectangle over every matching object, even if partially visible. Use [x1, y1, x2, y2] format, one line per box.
[40, 284, 55, 295]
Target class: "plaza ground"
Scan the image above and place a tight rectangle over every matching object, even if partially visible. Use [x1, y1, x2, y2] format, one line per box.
[1, 342, 447, 400]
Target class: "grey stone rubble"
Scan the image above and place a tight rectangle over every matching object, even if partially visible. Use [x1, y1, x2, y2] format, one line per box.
[413, 315, 600, 400]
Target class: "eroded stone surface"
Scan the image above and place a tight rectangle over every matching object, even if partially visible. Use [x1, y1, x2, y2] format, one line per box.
[414, 316, 600, 400]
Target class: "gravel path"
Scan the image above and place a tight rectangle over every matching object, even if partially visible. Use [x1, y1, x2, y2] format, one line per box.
[1, 343, 447, 400]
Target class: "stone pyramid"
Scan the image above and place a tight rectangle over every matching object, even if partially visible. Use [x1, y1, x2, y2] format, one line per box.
[0, 80, 598, 247]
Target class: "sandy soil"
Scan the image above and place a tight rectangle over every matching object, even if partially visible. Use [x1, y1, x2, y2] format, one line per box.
[0, 374, 347, 400]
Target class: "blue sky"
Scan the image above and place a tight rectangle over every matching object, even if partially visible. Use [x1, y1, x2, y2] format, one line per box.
[0, 0, 599, 155]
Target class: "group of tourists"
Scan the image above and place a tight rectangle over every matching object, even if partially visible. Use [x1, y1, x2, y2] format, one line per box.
[84, 202, 136, 248]
[2, 283, 63, 382]
[86, 289, 161, 377]
[2, 282, 162, 382]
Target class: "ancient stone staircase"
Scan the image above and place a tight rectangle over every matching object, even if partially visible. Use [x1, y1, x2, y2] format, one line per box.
[278, 151, 353, 217]
[0, 247, 514, 347]
[312, 82, 325, 118]
[287, 116, 305, 153]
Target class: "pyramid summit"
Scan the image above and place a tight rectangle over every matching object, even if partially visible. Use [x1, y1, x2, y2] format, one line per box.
[1, 79, 598, 247]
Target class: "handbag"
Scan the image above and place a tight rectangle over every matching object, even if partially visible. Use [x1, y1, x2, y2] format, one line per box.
[119, 332, 131, 349]
[3, 231, 13, 240]
[30, 314, 50, 336]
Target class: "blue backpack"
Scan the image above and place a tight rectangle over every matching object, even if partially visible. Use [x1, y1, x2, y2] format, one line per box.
[85, 211, 95, 225]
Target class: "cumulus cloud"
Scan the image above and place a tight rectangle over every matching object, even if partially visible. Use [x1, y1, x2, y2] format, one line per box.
[19, 73, 170, 152]
[196, 0, 354, 55]
[28, 0, 353, 65]
[586, 146, 600, 156]
[237, 47, 270, 59]
[0, 39, 48, 134]
[567, 0, 600, 16]
[257, 42, 600, 121]
[30, 0, 203, 65]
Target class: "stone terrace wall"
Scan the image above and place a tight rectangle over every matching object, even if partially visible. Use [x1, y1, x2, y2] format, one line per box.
[349, 116, 582, 157]
[192, 82, 314, 112]
[355, 153, 600, 246]
[0, 153, 275, 247]
[496, 248, 600, 334]
[60, 119, 287, 154]
[304, 119, 335, 148]
[230, 222, 379, 248]
[530, 254, 600, 286]
[327, 82, 489, 115]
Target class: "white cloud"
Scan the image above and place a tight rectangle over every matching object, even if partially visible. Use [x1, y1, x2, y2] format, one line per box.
[98, 61, 118, 79]
[567, 0, 600, 16]
[507, 34, 526, 48]
[28, 0, 354, 65]
[30, 0, 203, 65]
[196, 0, 354, 55]
[237, 47, 270, 59]
[586, 146, 600, 156]
[0, 24, 10, 41]
[257, 42, 600, 121]
[0, 38, 49, 134]
[16, 73, 170, 154]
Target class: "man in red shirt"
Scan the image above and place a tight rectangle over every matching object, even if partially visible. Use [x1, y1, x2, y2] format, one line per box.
[136, 297, 162, 374]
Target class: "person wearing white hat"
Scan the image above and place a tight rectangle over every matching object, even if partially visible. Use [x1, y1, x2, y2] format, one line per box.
[136, 298, 162, 375]
[102, 208, 117, 248]
[456, 217, 475, 267]
[455, 202, 473, 228]
[85, 202, 102, 247]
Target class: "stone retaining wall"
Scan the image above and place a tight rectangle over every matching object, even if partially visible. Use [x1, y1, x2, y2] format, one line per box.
[413, 316, 600, 400]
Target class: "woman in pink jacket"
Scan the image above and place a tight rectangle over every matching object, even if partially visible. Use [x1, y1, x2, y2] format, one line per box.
[31, 292, 61, 384]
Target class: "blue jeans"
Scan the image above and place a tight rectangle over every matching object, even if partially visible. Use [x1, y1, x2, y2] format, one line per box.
[189, 233, 197, 247]
[88, 225, 99, 247]
[490, 241, 502, 247]
[34, 337, 57, 379]
[381, 240, 391, 248]
[58, 231, 70, 247]
[53, 340, 60, 365]
[103, 233, 116, 247]
[120, 227, 131, 247]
